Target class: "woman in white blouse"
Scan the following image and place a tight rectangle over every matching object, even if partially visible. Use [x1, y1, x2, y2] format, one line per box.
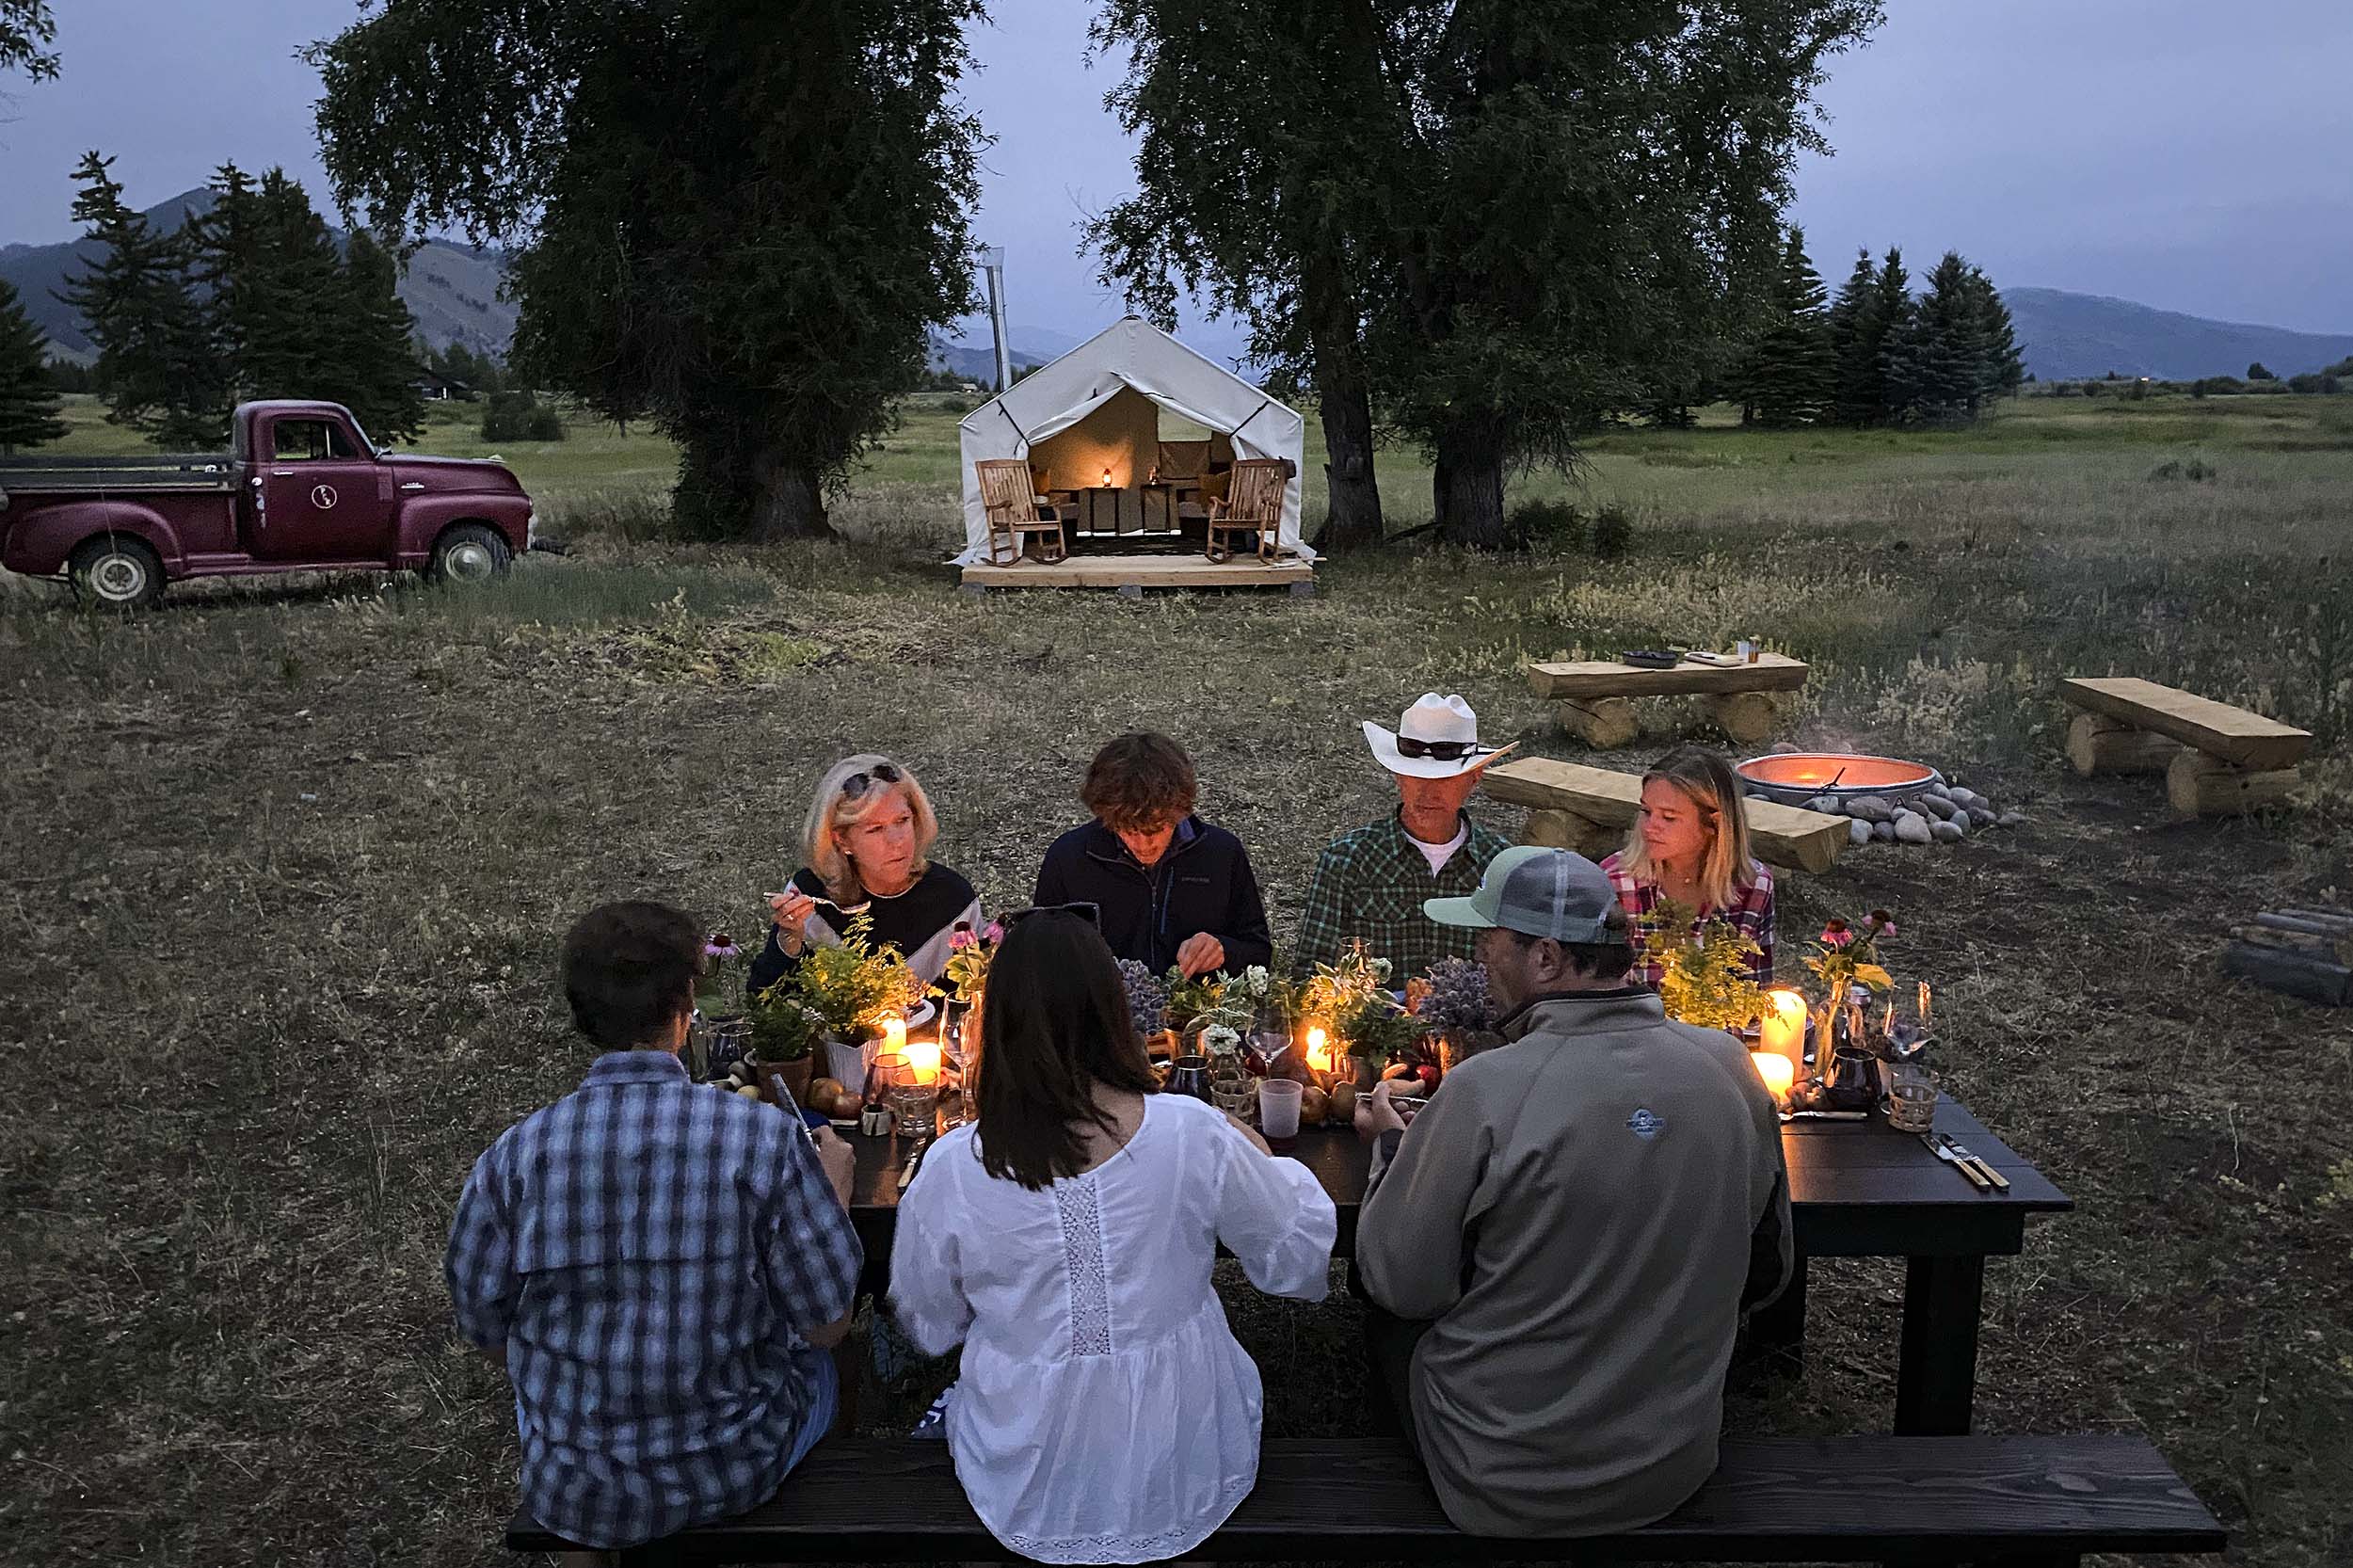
[889, 908, 1337, 1564]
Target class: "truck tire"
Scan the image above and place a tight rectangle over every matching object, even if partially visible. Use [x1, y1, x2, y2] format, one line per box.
[428, 523, 512, 584]
[69, 536, 166, 611]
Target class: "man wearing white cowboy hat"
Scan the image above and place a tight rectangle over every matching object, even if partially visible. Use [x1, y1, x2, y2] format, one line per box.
[1291, 694, 1519, 980]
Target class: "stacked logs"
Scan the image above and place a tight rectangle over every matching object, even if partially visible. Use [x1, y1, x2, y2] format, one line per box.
[2221, 908, 2353, 1006]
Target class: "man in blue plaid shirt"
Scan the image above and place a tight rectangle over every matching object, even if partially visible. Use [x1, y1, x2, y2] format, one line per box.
[447, 902, 862, 1554]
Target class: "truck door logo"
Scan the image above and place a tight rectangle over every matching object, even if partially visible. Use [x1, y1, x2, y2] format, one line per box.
[311, 484, 338, 510]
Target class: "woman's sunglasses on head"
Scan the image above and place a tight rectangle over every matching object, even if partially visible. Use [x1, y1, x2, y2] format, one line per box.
[999, 902, 1102, 929]
[840, 762, 904, 799]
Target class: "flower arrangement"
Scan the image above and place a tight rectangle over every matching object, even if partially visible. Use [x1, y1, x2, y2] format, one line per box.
[695, 932, 748, 1018]
[1115, 959, 1170, 1044]
[748, 991, 824, 1064]
[1410, 958, 1495, 1033]
[941, 918, 1006, 996]
[1802, 909, 1897, 995]
[1301, 941, 1418, 1066]
[764, 911, 933, 1044]
[1639, 900, 1767, 1033]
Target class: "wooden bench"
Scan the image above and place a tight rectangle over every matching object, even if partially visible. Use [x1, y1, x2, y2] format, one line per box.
[2059, 677, 2310, 816]
[1527, 652, 1809, 748]
[507, 1433, 2224, 1565]
[1484, 755, 1850, 872]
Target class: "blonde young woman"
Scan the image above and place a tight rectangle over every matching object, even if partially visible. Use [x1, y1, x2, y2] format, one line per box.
[1600, 744, 1776, 986]
[747, 754, 984, 997]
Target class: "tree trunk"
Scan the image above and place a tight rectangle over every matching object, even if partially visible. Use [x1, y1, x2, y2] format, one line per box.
[746, 445, 832, 541]
[1297, 253, 1383, 551]
[1433, 421, 1506, 549]
[1315, 370, 1383, 551]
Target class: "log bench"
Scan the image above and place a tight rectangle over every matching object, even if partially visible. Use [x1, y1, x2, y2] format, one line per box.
[506, 1433, 2224, 1565]
[1527, 652, 1809, 748]
[1484, 755, 1850, 872]
[2059, 677, 2311, 816]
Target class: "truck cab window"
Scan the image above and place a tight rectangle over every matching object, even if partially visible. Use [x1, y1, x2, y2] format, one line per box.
[273, 421, 360, 461]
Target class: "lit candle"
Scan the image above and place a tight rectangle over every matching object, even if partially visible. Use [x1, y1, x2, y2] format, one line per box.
[882, 1015, 907, 1058]
[904, 1038, 943, 1086]
[1304, 1026, 1332, 1075]
[1759, 988, 1808, 1073]
[1101, 465, 1112, 488]
[1752, 1049, 1794, 1108]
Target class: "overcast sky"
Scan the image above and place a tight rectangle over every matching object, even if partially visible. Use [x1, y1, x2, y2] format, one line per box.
[3, 0, 2347, 339]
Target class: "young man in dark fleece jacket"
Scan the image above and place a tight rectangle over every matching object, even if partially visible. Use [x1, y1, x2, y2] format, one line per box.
[1032, 732, 1273, 978]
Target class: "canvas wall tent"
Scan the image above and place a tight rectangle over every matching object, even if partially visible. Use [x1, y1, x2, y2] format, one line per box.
[954, 317, 1312, 566]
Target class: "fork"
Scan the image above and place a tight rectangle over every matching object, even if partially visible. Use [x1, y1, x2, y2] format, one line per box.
[1921, 1132, 1993, 1192]
[765, 890, 872, 917]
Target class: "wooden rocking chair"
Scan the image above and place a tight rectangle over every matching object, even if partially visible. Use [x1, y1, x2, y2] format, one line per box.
[1206, 457, 1291, 563]
[975, 458, 1069, 565]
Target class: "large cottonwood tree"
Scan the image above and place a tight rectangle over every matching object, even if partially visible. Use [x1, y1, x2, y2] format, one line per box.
[1093, 0, 1412, 550]
[309, 0, 985, 538]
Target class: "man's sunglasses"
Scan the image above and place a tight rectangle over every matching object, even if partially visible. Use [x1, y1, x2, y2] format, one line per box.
[839, 762, 904, 799]
[1395, 737, 1492, 760]
[999, 901, 1102, 929]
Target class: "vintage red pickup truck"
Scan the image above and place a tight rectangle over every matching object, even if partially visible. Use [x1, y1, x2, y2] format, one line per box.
[0, 399, 536, 608]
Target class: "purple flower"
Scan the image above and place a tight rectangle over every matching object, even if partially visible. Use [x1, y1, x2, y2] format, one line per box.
[949, 927, 976, 952]
[705, 934, 741, 960]
[983, 920, 1005, 944]
[1818, 922, 1854, 950]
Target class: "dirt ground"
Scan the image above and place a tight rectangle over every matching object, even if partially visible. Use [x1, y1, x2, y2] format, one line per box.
[3, 394, 2348, 1565]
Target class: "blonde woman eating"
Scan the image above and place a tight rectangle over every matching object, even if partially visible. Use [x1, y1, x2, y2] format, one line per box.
[747, 754, 984, 997]
[1601, 744, 1775, 986]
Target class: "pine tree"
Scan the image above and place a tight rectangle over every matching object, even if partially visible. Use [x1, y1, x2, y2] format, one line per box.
[1824, 248, 1884, 426]
[0, 276, 70, 453]
[1865, 247, 1914, 424]
[337, 230, 424, 442]
[1742, 226, 1835, 426]
[1884, 251, 1977, 423]
[58, 151, 231, 448]
[1960, 265, 2022, 412]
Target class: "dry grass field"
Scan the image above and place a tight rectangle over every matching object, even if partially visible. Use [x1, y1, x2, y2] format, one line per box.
[4, 390, 2349, 1565]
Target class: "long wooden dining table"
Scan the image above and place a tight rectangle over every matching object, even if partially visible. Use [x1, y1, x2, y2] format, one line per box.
[846, 1092, 2069, 1437]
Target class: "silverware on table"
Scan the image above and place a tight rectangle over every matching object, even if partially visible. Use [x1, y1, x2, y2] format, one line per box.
[1922, 1131, 1993, 1192]
[1937, 1132, 2009, 1192]
[896, 1144, 924, 1192]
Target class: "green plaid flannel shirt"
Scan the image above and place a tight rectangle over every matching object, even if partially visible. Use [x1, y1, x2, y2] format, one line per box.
[1290, 812, 1515, 981]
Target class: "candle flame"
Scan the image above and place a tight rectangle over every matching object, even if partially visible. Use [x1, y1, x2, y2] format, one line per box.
[1305, 1025, 1331, 1074]
[905, 1039, 943, 1085]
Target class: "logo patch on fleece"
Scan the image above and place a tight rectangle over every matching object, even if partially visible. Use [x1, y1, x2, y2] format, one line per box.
[1625, 1108, 1666, 1142]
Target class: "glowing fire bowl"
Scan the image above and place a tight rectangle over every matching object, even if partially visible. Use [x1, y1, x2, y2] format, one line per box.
[1737, 752, 1943, 806]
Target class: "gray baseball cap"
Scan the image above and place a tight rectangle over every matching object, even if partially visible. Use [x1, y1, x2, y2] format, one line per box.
[1424, 845, 1621, 943]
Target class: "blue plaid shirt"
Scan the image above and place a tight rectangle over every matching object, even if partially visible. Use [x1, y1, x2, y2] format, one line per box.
[446, 1050, 861, 1550]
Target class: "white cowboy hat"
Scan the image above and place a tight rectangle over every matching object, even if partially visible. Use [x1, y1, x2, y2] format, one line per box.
[1362, 693, 1519, 779]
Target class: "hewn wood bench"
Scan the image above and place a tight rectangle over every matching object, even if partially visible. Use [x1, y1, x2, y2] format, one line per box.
[2059, 676, 2310, 816]
[507, 1433, 2223, 1564]
[1484, 755, 1850, 872]
[1527, 652, 1809, 748]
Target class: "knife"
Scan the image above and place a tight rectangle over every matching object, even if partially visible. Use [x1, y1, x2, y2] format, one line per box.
[896, 1144, 924, 1193]
[1922, 1132, 1992, 1191]
[1937, 1133, 2009, 1192]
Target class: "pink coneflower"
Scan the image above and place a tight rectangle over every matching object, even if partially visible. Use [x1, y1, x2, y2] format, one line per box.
[949, 927, 977, 952]
[706, 934, 742, 960]
[1818, 919, 1853, 950]
[983, 920, 1005, 944]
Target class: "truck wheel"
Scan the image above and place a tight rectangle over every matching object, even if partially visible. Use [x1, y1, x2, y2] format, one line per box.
[428, 523, 512, 584]
[69, 536, 166, 610]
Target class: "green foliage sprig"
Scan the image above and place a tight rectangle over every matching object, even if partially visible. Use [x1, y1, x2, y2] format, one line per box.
[763, 912, 934, 1045]
[1639, 900, 1766, 1032]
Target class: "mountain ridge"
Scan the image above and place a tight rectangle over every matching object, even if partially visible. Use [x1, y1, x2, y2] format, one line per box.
[12, 189, 2346, 387]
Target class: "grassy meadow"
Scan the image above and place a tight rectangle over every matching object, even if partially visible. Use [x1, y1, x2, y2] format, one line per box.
[4, 388, 2351, 1565]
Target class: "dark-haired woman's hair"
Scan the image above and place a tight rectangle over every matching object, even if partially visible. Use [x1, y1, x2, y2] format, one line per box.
[1080, 731, 1198, 832]
[561, 900, 703, 1050]
[973, 910, 1159, 1191]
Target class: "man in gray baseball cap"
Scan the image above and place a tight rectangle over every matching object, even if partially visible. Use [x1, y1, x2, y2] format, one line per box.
[1352, 845, 1793, 1538]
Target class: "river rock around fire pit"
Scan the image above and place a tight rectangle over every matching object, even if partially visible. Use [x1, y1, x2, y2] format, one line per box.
[1783, 776, 2023, 848]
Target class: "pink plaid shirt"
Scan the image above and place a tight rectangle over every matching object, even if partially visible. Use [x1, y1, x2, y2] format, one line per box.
[1600, 852, 1776, 988]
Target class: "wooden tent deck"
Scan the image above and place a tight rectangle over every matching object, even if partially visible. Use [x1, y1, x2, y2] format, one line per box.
[960, 552, 1314, 593]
